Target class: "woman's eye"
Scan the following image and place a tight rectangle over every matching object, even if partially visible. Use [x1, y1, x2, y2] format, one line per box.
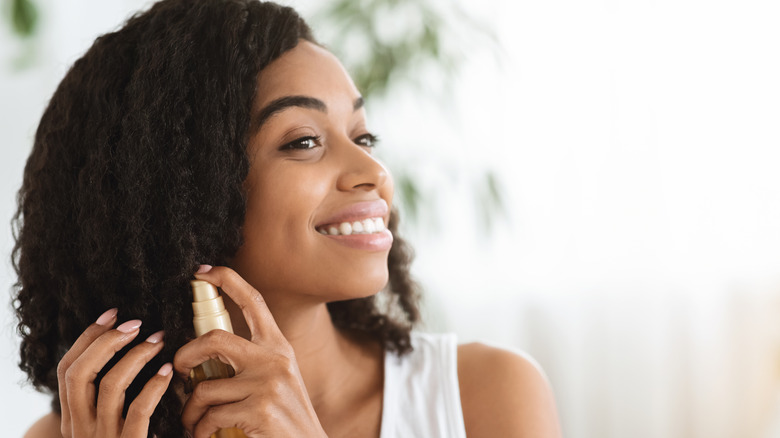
[280, 135, 321, 150]
[354, 133, 379, 148]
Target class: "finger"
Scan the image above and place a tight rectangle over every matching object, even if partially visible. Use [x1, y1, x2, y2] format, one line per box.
[121, 363, 174, 438]
[57, 308, 118, 435]
[181, 376, 253, 432]
[192, 403, 248, 438]
[173, 329, 254, 377]
[95, 330, 165, 435]
[65, 319, 142, 431]
[193, 265, 278, 342]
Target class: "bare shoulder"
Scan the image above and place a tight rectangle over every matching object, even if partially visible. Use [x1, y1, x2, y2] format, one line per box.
[457, 343, 562, 438]
[24, 412, 62, 438]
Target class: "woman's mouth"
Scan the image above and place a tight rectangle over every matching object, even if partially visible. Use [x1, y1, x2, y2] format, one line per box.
[313, 200, 393, 250]
[316, 217, 386, 236]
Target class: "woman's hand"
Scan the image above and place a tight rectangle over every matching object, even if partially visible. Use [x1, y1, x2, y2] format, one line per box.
[173, 266, 327, 438]
[56, 308, 173, 437]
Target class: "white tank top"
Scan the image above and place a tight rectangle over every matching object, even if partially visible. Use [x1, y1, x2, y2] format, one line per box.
[380, 332, 468, 438]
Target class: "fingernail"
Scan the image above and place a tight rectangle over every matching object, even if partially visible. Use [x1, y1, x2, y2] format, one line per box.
[95, 308, 118, 326]
[145, 330, 165, 344]
[158, 363, 173, 376]
[116, 319, 142, 333]
[196, 264, 213, 274]
[184, 430, 193, 438]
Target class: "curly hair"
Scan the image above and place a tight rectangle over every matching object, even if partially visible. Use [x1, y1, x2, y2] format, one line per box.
[11, 0, 420, 436]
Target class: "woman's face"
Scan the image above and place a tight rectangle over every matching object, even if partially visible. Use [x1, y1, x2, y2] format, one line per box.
[230, 41, 394, 305]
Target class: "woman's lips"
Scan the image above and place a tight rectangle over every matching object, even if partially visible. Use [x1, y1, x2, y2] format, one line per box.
[314, 199, 389, 229]
[318, 229, 393, 251]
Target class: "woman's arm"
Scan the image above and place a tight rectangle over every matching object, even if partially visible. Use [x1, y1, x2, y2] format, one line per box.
[458, 343, 562, 438]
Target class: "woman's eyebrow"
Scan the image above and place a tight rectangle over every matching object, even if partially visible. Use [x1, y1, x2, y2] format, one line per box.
[252, 95, 365, 132]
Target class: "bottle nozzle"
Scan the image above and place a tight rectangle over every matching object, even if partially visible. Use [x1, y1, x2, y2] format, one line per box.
[190, 279, 233, 337]
[191, 279, 219, 302]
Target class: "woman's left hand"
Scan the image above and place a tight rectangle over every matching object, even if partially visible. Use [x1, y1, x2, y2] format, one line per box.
[173, 266, 327, 438]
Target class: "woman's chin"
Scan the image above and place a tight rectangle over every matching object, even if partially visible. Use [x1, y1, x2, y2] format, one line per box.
[323, 273, 390, 302]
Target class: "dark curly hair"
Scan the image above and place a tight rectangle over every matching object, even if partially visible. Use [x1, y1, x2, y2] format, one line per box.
[11, 0, 420, 436]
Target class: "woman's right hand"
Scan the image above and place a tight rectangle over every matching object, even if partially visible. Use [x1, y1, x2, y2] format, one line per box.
[56, 308, 173, 437]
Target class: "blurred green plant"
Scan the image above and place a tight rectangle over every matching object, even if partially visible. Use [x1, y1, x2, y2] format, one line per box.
[2, 0, 506, 234]
[3, 0, 37, 37]
[2, 0, 39, 69]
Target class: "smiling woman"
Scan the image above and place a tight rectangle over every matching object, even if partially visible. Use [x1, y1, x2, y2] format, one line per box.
[12, 1, 560, 437]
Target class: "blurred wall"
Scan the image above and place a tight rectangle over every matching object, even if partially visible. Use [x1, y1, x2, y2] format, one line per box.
[2, 0, 780, 437]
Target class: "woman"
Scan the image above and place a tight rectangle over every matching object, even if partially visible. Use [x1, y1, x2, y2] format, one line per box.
[14, 0, 561, 436]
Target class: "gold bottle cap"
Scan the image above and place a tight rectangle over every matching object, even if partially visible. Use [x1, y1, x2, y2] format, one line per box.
[190, 279, 233, 337]
[191, 280, 219, 302]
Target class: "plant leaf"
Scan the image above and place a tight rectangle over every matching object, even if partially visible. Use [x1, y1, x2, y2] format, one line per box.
[11, 0, 38, 38]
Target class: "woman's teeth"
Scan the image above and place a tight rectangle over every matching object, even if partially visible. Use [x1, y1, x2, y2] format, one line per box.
[318, 217, 386, 236]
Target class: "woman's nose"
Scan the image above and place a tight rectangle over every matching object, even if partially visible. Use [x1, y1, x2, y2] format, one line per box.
[335, 139, 390, 192]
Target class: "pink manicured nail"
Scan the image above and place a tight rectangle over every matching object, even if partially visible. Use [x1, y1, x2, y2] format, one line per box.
[145, 330, 165, 344]
[95, 308, 118, 326]
[116, 319, 142, 333]
[157, 363, 173, 376]
[196, 264, 213, 273]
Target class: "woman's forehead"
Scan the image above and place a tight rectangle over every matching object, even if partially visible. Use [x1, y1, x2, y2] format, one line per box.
[253, 41, 360, 111]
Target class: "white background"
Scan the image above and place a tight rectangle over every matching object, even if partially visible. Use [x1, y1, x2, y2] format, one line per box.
[2, 0, 780, 437]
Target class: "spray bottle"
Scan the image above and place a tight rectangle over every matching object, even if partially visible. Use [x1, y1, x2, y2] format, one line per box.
[190, 279, 247, 438]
